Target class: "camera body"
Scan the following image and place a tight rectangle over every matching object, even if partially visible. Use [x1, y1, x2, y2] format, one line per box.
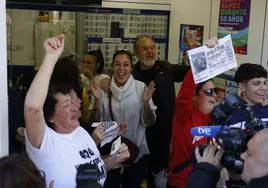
[211, 93, 268, 173]
[76, 162, 102, 188]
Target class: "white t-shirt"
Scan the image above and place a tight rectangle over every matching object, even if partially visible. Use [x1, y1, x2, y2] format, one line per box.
[25, 126, 106, 188]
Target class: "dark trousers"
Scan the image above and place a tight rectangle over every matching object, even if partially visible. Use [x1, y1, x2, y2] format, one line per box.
[147, 171, 156, 188]
[104, 156, 147, 188]
[166, 185, 179, 188]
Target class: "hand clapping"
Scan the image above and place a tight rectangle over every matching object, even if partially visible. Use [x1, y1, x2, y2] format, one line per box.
[142, 81, 155, 104]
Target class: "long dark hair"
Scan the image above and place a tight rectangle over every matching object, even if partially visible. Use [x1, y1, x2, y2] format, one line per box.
[84, 50, 105, 75]
[50, 56, 82, 99]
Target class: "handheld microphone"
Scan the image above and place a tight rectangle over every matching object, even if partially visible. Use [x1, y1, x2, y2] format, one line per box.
[191, 126, 229, 137]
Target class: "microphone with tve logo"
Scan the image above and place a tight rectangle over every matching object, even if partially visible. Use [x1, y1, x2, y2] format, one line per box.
[191, 126, 229, 137]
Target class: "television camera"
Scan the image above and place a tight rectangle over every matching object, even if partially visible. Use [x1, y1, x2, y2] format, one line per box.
[76, 162, 102, 188]
[204, 93, 268, 173]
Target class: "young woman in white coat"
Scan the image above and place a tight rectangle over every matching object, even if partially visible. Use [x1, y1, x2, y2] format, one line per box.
[93, 49, 157, 188]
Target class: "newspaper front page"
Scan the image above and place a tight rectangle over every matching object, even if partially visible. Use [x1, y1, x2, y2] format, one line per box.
[187, 34, 237, 84]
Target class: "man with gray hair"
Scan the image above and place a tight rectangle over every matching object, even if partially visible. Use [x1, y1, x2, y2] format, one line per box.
[133, 35, 189, 187]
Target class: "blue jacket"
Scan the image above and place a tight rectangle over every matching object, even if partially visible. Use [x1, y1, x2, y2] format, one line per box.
[227, 103, 268, 128]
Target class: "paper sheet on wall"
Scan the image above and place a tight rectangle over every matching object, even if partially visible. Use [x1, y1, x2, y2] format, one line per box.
[187, 34, 237, 84]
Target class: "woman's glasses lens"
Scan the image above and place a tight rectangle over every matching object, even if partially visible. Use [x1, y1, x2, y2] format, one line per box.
[204, 88, 216, 96]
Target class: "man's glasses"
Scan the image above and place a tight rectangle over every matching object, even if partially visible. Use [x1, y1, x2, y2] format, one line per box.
[202, 88, 217, 97]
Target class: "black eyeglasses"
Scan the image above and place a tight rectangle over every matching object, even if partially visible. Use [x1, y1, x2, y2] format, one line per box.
[202, 88, 217, 97]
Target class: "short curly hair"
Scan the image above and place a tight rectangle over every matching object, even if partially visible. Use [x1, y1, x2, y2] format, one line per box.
[235, 63, 267, 83]
[43, 83, 73, 129]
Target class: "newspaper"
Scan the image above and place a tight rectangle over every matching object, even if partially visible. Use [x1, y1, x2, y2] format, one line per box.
[187, 34, 237, 84]
[92, 121, 118, 147]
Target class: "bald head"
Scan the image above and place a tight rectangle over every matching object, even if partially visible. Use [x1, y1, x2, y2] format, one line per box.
[240, 128, 268, 183]
[253, 129, 268, 158]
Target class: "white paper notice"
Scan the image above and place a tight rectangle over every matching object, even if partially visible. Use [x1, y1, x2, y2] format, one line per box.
[187, 34, 237, 84]
[91, 121, 119, 147]
[110, 136, 121, 155]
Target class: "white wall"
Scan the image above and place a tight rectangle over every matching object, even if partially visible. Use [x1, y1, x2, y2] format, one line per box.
[7, 10, 76, 67]
[210, 0, 267, 66]
[169, 0, 213, 93]
[7, 10, 37, 66]
[169, 0, 268, 67]
[168, 0, 212, 64]
[261, 1, 268, 69]
[0, 0, 9, 157]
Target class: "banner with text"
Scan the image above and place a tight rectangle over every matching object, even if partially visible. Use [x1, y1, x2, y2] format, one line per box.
[218, 0, 251, 55]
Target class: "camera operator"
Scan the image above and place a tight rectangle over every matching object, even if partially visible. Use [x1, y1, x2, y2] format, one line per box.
[187, 128, 268, 188]
[226, 63, 268, 127]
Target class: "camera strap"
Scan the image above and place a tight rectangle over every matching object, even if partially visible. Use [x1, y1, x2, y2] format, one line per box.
[108, 92, 115, 121]
[171, 158, 193, 174]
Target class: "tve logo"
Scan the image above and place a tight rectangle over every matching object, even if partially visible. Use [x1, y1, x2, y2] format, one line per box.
[197, 127, 211, 136]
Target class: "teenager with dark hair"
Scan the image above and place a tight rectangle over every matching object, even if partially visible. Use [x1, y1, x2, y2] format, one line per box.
[226, 63, 268, 127]
[211, 63, 268, 188]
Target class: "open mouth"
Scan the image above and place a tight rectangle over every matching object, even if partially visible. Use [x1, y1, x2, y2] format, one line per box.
[117, 72, 127, 80]
[209, 100, 216, 107]
[256, 93, 264, 98]
[71, 114, 77, 120]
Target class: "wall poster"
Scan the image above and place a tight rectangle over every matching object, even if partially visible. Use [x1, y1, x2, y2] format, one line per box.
[178, 24, 204, 65]
[218, 0, 251, 55]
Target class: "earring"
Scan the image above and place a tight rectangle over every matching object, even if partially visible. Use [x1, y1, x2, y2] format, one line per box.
[50, 120, 54, 123]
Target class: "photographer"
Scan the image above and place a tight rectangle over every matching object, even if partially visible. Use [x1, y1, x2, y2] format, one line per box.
[187, 128, 268, 188]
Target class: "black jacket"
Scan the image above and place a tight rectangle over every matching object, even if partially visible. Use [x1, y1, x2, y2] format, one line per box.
[247, 176, 268, 188]
[187, 162, 268, 188]
[186, 162, 220, 188]
[133, 60, 189, 172]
